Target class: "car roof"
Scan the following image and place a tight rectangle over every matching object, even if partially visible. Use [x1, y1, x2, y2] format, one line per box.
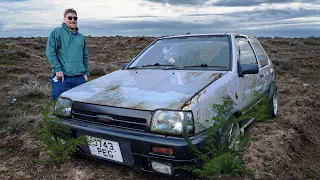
[157, 33, 253, 40]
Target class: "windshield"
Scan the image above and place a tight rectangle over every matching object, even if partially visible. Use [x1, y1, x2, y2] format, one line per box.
[129, 36, 231, 70]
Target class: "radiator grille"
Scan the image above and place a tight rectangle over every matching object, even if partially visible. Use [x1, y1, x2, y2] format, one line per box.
[72, 108, 147, 131]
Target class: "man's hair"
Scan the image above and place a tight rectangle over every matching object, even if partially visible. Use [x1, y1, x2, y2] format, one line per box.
[64, 8, 77, 17]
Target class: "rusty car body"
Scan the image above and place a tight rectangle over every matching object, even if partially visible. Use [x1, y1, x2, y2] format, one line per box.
[52, 33, 277, 177]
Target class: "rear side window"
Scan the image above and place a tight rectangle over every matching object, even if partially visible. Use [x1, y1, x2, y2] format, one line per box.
[250, 38, 269, 67]
[236, 37, 258, 65]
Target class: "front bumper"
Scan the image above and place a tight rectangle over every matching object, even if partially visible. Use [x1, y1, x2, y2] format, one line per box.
[57, 118, 207, 177]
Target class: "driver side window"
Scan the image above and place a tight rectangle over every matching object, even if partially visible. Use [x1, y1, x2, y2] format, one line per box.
[236, 37, 258, 65]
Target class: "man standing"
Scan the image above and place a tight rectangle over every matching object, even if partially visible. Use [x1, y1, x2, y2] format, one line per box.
[46, 8, 88, 100]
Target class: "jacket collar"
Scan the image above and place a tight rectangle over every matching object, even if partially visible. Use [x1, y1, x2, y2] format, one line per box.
[62, 22, 79, 34]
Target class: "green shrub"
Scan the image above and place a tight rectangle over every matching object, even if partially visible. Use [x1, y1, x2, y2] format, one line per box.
[39, 101, 88, 164]
[181, 93, 274, 179]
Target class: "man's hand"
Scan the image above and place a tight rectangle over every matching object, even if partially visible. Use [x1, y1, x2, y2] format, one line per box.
[83, 74, 88, 82]
[56, 71, 64, 83]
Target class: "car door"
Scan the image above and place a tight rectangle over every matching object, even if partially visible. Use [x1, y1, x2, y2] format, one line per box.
[249, 37, 274, 94]
[236, 36, 265, 110]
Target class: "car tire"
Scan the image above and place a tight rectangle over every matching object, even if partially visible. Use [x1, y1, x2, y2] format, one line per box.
[228, 122, 240, 148]
[268, 84, 278, 118]
[271, 91, 278, 117]
[217, 121, 240, 149]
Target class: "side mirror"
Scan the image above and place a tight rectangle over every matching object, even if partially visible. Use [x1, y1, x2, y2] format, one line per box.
[238, 62, 259, 77]
[122, 63, 129, 70]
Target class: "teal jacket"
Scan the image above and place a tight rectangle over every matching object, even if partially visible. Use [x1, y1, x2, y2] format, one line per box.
[46, 23, 88, 76]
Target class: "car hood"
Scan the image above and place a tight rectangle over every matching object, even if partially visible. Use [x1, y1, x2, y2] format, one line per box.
[62, 69, 223, 111]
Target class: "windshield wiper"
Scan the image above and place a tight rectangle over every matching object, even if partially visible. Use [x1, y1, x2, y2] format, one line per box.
[182, 64, 227, 68]
[126, 66, 141, 69]
[141, 63, 175, 67]
[127, 63, 175, 69]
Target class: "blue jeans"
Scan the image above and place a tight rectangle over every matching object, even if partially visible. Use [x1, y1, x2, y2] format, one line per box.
[52, 74, 86, 100]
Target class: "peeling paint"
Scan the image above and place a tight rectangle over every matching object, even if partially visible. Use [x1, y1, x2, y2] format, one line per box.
[204, 73, 222, 85]
[195, 93, 201, 101]
[168, 97, 189, 109]
[183, 73, 239, 133]
[182, 99, 193, 109]
[196, 108, 200, 121]
[183, 72, 203, 83]
[196, 93, 201, 121]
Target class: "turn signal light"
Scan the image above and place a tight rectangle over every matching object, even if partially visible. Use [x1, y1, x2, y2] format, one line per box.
[152, 146, 174, 156]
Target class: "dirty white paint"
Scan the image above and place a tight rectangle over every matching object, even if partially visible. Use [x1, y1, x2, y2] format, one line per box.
[182, 72, 240, 133]
[61, 69, 223, 111]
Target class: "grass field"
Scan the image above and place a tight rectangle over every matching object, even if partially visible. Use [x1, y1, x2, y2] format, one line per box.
[0, 36, 319, 179]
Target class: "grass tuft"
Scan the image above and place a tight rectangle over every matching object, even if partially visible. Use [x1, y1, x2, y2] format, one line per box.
[89, 63, 107, 76]
[18, 73, 32, 84]
[0, 109, 41, 133]
[272, 58, 296, 76]
[10, 80, 50, 98]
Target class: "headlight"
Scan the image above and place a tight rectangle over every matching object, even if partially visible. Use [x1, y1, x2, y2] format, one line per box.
[54, 97, 72, 117]
[150, 110, 194, 135]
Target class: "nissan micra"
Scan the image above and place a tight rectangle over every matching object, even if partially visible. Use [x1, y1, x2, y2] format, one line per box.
[53, 33, 277, 177]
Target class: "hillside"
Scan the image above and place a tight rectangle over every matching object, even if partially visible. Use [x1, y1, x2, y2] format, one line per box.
[0, 36, 319, 179]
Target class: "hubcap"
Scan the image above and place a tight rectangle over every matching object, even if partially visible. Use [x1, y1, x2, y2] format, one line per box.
[229, 123, 240, 148]
[273, 92, 278, 116]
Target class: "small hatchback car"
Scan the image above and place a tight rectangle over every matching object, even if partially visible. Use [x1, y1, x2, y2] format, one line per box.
[53, 33, 277, 177]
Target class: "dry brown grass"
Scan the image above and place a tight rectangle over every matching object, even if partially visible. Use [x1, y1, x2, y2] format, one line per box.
[17, 73, 32, 84]
[0, 36, 319, 180]
[4, 112, 41, 133]
[10, 80, 50, 98]
[89, 62, 107, 76]
[272, 58, 296, 72]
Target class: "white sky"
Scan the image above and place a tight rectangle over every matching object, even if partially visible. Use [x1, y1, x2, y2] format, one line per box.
[0, 0, 320, 37]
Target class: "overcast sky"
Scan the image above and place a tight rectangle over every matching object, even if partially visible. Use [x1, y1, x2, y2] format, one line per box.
[0, 0, 320, 37]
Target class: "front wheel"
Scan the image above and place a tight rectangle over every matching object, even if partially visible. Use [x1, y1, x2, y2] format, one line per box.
[267, 83, 278, 118]
[228, 122, 240, 148]
[270, 90, 278, 117]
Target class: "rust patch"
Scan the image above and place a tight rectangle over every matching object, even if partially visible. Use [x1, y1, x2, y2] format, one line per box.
[197, 108, 200, 121]
[195, 93, 201, 121]
[212, 73, 222, 79]
[168, 97, 189, 110]
[182, 99, 193, 109]
[182, 93, 202, 120]
[183, 72, 203, 84]
[203, 73, 222, 85]
[195, 93, 201, 101]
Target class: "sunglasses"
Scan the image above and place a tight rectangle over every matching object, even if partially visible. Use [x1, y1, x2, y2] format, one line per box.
[67, 16, 78, 20]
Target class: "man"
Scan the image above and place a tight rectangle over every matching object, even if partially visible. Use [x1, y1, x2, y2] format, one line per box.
[46, 8, 88, 100]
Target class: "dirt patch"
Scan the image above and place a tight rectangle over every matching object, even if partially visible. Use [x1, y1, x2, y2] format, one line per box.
[244, 37, 320, 179]
[0, 36, 320, 179]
